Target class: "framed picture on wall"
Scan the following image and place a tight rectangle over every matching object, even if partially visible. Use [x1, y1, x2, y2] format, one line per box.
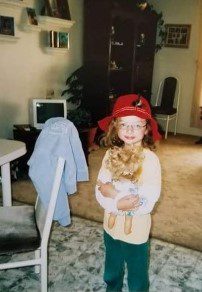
[26, 8, 38, 25]
[42, 0, 71, 20]
[49, 30, 59, 47]
[49, 31, 69, 49]
[59, 32, 69, 48]
[0, 16, 15, 36]
[56, 0, 71, 20]
[41, 0, 53, 17]
[165, 24, 191, 48]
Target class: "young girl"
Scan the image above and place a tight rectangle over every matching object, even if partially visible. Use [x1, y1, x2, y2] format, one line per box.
[95, 94, 161, 292]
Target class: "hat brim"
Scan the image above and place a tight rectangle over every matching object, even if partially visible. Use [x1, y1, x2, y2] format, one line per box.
[98, 113, 162, 142]
[98, 110, 151, 132]
[98, 116, 112, 132]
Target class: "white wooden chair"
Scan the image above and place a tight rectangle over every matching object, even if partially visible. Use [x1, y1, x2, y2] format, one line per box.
[0, 157, 65, 292]
[152, 77, 181, 139]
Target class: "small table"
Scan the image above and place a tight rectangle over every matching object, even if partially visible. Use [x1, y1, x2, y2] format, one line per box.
[0, 139, 26, 206]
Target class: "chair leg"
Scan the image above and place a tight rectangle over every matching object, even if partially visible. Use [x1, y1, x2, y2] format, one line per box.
[35, 249, 41, 274]
[165, 116, 169, 139]
[174, 115, 178, 135]
[41, 251, 48, 292]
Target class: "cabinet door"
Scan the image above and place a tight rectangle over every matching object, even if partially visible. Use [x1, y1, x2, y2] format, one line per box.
[83, 0, 112, 123]
[109, 15, 135, 96]
[132, 15, 157, 100]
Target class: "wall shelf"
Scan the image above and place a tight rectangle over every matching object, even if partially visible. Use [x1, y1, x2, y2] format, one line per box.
[20, 24, 42, 32]
[44, 47, 69, 54]
[38, 16, 75, 32]
[0, 0, 28, 8]
[0, 34, 19, 42]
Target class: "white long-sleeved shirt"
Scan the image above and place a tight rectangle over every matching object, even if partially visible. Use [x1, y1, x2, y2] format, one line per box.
[95, 148, 161, 244]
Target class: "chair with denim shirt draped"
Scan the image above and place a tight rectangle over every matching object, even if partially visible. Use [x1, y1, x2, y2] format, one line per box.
[0, 157, 65, 292]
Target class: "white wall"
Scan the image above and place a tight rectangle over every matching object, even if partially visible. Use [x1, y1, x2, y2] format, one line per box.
[149, 0, 202, 136]
[0, 0, 84, 138]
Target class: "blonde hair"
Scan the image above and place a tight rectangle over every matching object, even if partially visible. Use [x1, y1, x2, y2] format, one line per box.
[101, 117, 156, 182]
[106, 145, 144, 182]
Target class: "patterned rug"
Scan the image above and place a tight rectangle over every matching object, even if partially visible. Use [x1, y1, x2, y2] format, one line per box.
[0, 216, 201, 292]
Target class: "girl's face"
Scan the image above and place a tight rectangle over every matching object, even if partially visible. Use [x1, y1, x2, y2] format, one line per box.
[117, 115, 148, 146]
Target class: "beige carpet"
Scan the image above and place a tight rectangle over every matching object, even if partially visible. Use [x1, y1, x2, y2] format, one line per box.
[4, 134, 202, 251]
[152, 135, 202, 251]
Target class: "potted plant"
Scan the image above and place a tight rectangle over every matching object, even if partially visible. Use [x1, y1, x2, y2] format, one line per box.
[61, 67, 98, 150]
[61, 66, 92, 128]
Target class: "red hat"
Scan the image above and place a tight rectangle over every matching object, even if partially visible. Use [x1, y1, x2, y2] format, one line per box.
[98, 94, 161, 141]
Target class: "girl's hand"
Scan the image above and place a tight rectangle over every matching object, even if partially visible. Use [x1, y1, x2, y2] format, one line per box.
[117, 195, 140, 211]
[97, 180, 117, 199]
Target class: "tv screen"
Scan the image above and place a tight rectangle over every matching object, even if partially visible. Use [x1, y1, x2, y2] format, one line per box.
[30, 99, 67, 129]
[36, 102, 65, 123]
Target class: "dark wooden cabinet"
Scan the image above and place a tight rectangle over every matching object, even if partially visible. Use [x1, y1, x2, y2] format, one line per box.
[83, 0, 158, 124]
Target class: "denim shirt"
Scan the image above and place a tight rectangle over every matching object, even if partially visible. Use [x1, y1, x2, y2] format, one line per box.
[28, 118, 89, 226]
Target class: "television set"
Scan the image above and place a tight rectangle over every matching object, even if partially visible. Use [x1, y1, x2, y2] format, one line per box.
[30, 99, 67, 130]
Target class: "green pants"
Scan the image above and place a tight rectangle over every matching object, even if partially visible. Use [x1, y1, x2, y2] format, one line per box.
[104, 231, 149, 292]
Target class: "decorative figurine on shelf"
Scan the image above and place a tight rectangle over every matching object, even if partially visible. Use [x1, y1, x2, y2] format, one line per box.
[41, 0, 71, 20]
[111, 25, 115, 36]
[137, 2, 148, 11]
[110, 60, 118, 70]
[136, 33, 146, 47]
